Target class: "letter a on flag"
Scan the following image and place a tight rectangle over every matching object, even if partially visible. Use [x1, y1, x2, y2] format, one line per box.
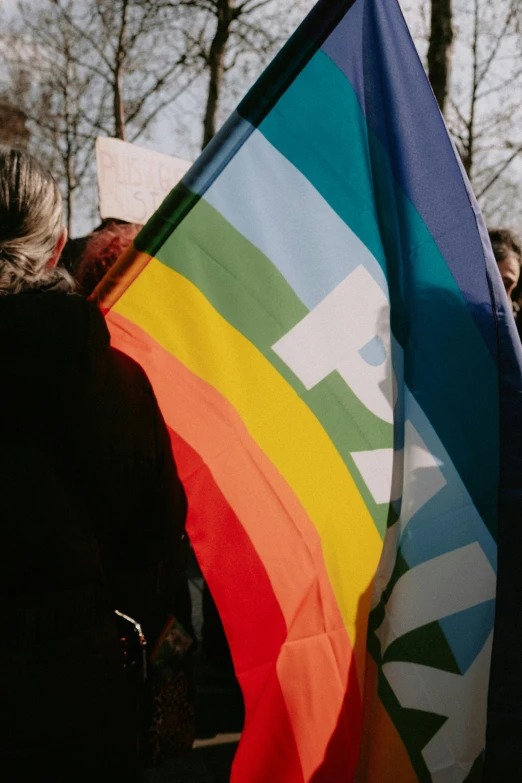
[93, 0, 522, 780]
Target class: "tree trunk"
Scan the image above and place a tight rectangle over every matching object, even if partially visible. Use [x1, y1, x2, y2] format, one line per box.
[428, 0, 454, 116]
[113, 0, 129, 140]
[114, 72, 126, 141]
[63, 54, 74, 235]
[463, 0, 480, 178]
[65, 153, 74, 235]
[202, 0, 232, 149]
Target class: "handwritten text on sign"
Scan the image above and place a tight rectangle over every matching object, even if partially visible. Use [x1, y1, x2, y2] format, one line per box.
[96, 136, 192, 224]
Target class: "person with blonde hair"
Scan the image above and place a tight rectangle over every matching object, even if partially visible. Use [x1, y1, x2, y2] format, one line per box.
[0, 148, 71, 294]
[0, 148, 188, 781]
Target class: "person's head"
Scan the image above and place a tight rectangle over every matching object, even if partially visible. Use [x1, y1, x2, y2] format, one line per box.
[75, 220, 141, 297]
[0, 147, 70, 295]
[488, 227, 522, 300]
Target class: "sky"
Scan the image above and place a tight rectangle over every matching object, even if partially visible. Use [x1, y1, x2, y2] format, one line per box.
[3, 0, 519, 236]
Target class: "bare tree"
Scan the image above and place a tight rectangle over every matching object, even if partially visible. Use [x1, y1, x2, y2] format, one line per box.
[1, 0, 202, 232]
[428, 0, 454, 114]
[402, 0, 522, 230]
[152, 0, 310, 149]
[37, 0, 202, 142]
[446, 0, 522, 215]
[199, 0, 304, 148]
[2, 2, 102, 233]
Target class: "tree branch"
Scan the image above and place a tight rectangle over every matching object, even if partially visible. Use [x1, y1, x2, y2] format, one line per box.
[476, 144, 522, 199]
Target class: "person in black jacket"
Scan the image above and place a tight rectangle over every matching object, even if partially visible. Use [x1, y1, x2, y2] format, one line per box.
[0, 149, 188, 781]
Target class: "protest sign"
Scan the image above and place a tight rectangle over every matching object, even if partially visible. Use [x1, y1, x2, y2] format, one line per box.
[96, 136, 191, 224]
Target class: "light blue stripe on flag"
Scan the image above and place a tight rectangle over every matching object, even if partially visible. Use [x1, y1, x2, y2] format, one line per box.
[204, 129, 388, 309]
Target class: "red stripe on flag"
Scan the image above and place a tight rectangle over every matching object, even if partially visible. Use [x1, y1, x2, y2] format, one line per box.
[168, 426, 305, 782]
[168, 426, 287, 672]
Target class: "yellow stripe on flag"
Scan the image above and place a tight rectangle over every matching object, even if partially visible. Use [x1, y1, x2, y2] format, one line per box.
[114, 258, 383, 680]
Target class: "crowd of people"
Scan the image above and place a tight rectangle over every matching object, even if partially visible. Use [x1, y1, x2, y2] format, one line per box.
[1, 144, 522, 783]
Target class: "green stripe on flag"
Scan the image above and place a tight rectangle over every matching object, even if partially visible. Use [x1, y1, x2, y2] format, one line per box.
[155, 196, 393, 537]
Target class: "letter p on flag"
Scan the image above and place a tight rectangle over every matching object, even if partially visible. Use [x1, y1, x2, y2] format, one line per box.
[272, 265, 395, 423]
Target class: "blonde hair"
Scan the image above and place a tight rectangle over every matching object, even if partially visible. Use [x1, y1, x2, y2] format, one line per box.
[0, 147, 73, 294]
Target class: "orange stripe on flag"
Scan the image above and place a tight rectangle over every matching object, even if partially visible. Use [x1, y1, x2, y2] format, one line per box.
[108, 310, 363, 779]
[354, 657, 416, 783]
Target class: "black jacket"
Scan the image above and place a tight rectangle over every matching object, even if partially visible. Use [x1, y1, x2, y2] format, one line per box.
[0, 290, 187, 781]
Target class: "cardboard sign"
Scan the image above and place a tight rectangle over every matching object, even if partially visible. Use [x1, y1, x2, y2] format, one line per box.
[96, 136, 192, 224]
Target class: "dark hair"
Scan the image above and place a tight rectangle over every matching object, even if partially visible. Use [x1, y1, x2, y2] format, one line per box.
[75, 221, 141, 297]
[488, 228, 522, 266]
[0, 147, 72, 294]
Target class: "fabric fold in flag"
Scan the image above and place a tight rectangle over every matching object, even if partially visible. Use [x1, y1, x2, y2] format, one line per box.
[92, 0, 522, 780]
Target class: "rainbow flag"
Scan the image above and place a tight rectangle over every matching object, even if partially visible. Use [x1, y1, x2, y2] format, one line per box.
[93, 0, 522, 779]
